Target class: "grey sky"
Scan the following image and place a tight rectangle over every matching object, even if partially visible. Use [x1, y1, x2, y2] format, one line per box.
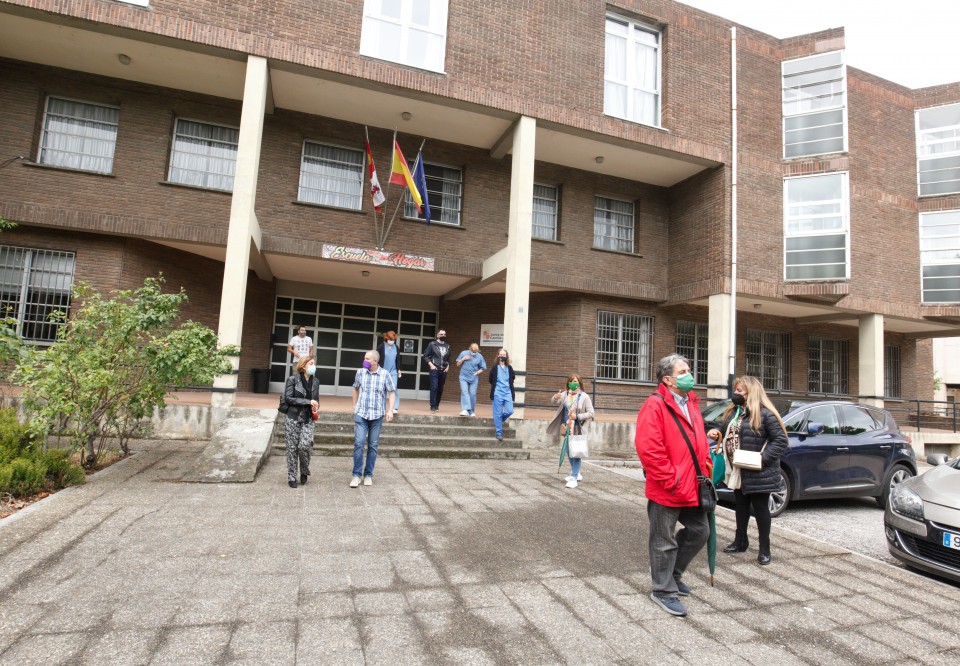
[678, 0, 960, 89]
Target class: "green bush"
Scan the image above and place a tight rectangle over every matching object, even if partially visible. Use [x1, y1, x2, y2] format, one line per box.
[0, 407, 85, 497]
[5, 457, 47, 497]
[0, 408, 34, 463]
[41, 449, 86, 489]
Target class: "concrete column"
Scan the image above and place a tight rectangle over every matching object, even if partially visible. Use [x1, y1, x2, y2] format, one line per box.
[503, 116, 536, 418]
[859, 313, 884, 407]
[706, 293, 733, 401]
[212, 55, 269, 408]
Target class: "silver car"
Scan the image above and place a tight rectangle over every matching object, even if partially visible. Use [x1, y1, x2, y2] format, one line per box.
[885, 453, 960, 584]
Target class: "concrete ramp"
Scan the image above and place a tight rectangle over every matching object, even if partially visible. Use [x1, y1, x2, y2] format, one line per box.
[182, 408, 278, 483]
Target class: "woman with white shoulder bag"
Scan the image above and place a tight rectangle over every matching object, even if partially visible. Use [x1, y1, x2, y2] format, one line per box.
[547, 373, 595, 489]
[706, 375, 788, 565]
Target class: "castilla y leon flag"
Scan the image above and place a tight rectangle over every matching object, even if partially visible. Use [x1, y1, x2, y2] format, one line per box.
[389, 139, 422, 212]
[364, 129, 385, 213]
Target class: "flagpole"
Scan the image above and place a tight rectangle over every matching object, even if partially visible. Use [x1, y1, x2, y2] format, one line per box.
[365, 126, 382, 249]
[376, 128, 399, 249]
[381, 138, 425, 248]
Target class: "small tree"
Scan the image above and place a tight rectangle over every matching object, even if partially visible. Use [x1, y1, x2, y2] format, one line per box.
[15, 277, 237, 465]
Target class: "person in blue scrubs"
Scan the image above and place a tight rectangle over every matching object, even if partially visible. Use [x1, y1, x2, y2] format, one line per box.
[376, 331, 401, 414]
[456, 342, 487, 416]
[487, 348, 515, 441]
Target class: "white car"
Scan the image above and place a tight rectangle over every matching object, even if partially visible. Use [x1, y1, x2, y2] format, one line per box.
[885, 453, 960, 584]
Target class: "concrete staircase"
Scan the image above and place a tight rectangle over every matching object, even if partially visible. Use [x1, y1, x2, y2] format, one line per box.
[272, 412, 530, 460]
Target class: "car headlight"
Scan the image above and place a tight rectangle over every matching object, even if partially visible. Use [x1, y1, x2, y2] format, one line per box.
[890, 484, 924, 521]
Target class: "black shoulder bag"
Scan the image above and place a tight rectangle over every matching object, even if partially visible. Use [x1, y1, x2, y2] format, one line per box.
[654, 394, 717, 513]
[278, 377, 290, 414]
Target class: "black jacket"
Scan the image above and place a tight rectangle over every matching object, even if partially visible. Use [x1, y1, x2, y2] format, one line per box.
[423, 340, 451, 370]
[722, 406, 789, 494]
[488, 362, 516, 400]
[376, 341, 401, 372]
[283, 373, 320, 424]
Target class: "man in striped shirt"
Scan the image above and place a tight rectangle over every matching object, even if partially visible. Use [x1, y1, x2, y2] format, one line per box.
[350, 350, 396, 488]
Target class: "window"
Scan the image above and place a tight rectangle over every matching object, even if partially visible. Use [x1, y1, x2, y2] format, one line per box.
[604, 15, 661, 126]
[595, 311, 653, 382]
[806, 404, 841, 435]
[168, 119, 238, 191]
[298, 142, 364, 209]
[782, 51, 846, 158]
[808, 336, 848, 394]
[919, 210, 960, 303]
[784, 409, 807, 434]
[359, 0, 449, 73]
[784, 173, 849, 280]
[676, 321, 708, 385]
[0, 246, 75, 342]
[532, 184, 559, 241]
[839, 405, 881, 435]
[38, 97, 119, 174]
[594, 196, 634, 253]
[917, 103, 960, 197]
[884, 345, 901, 398]
[746, 330, 791, 390]
[404, 163, 462, 225]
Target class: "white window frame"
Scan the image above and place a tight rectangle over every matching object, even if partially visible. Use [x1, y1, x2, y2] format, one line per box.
[593, 195, 635, 253]
[0, 245, 76, 343]
[916, 103, 960, 198]
[359, 0, 449, 73]
[919, 209, 960, 304]
[595, 310, 654, 382]
[118, 0, 149, 6]
[38, 96, 120, 175]
[403, 161, 463, 226]
[167, 118, 239, 192]
[603, 14, 662, 127]
[781, 51, 847, 159]
[532, 183, 559, 241]
[783, 172, 850, 281]
[297, 141, 365, 210]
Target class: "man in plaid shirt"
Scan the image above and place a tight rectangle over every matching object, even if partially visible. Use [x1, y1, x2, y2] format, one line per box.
[350, 350, 396, 488]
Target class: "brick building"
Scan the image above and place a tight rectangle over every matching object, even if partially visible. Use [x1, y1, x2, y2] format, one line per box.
[1, 0, 959, 412]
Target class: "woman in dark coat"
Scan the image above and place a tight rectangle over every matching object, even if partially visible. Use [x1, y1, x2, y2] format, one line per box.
[282, 355, 320, 488]
[707, 375, 788, 565]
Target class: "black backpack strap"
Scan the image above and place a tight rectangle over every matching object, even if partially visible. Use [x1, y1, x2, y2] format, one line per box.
[654, 393, 704, 478]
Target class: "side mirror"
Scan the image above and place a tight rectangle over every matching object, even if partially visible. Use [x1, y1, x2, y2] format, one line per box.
[927, 453, 949, 466]
[806, 422, 824, 436]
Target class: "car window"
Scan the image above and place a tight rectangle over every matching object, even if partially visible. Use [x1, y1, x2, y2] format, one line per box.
[806, 405, 840, 434]
[784, 409, 808, 433]
[700, 400, 730, 422]
[866, 408, 888, 430]
[840, 405, 881, 435]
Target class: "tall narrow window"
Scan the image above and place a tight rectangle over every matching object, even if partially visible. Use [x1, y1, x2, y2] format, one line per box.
[784, 173, 849, 280]
[745, 330, 791, 390]
[360, 0, 449, 73]
[168, 119, 239, 191]
[884, 345, 901, 398]
[595, 311, 654, 381]
[298, 142, 364, 210]
[532, 184, 559, 241]
[404, 163, 462, 225]
[604, 15, 661, 127]
[782, 51, 847, 158]
[594, 196, 634, 253]
[808, 336, 849, 394]
[0, 245, 76, 342]
[917, 103, 960, 197]
[676, 321, 708, 385]
[38, 97, 119, 174]
[919, 209, 960, 303]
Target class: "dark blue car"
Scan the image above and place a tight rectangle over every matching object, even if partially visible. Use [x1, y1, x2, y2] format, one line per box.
[701, 399, 917, 517]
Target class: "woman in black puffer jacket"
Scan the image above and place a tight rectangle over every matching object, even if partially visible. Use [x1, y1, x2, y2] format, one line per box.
[707, 375, 788, 565]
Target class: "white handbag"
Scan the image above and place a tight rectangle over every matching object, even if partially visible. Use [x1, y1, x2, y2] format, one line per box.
[568, 433, 589, 459]
[732, 448, 763, 471]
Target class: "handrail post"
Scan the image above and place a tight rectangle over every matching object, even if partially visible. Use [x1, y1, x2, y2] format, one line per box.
[916, 399, 921, 433]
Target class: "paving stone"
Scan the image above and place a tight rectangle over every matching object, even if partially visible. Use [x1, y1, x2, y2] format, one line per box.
[0, 630, 89, 666]
[79, 628, 159, 665]
[149, 625, 233, 665]
[224, 621, 296, 665]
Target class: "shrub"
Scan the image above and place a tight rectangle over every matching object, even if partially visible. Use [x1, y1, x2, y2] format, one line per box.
[0, 407, 34, 463]
[41, 449, 86, 489]
[5, 457, 47, 497]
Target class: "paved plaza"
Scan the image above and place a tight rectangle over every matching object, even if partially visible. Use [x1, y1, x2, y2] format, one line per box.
[1, 439, 959, 665]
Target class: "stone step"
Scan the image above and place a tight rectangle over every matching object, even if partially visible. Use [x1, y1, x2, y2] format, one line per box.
[273, 444, 531, 460]
[273, 433, 523, 449]
[303, 412, 509, 428]
[273, 420, 517, 439]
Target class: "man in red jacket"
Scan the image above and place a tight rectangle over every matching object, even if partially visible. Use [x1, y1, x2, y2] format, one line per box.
[635, 354, 711, 617]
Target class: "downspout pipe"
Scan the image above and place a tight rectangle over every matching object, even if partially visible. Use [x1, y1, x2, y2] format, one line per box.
[729, 26, 738, 395]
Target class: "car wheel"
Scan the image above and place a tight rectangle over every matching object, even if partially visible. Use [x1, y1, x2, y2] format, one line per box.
[875, 463, 914, 509]
[769, 469, 791, 517]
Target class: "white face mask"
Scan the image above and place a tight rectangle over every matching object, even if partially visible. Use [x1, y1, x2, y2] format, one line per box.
[386, 340, 394, 346]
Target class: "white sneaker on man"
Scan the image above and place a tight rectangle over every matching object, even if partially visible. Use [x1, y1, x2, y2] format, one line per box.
[565, 479, 578, 489]
[363, 476, 372, 486]
[459, 410, 469, 416]
[350, 476, 361, 488]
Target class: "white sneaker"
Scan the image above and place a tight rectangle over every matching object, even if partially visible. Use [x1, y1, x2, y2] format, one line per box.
[350, 476, 361, 488]
[565, 479, 578, 489]
[393, 409, 399, 414]
[470, 413, 477, 417]
[564, 474, 584, 482]
[576, 473, 583, 481]
[459, 410, 469, 416]
[363, 476, 372, 486]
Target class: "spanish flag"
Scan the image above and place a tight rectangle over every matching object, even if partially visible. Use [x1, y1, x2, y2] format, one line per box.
[389, 139, 422, 212]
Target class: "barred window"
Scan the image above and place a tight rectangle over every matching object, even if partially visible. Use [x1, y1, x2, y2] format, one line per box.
[38, 97, 119, 174]
[594, 196, 634, 253]
[0, 246, 76, 342]
[168, 119, 239, 191]
[298, 142, 364, 209]
[745, 330, 791, 390]
[808, 336, 849, 394]
[595, 311, 653, 381]
[885, 345, 901, 398]
[405, 163, 462, 225]
[532, 184, 559, 241]
[676, 321, 708, 385]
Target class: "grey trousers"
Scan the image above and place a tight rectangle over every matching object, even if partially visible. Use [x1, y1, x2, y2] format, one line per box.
[647, 500, 709, 597]
[284, 417, 315, 483]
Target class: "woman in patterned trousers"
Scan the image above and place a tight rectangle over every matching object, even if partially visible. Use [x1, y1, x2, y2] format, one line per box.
[282, 355, 320, 488]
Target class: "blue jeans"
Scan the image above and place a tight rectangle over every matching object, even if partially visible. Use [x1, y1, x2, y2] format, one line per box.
[460, 377, 479, 413]
[353, 414, 383, 478]
[569, 455, 582, 478]
[492, 393, 514, 437]
[386, 370, 400, 411]
[647, 500, 709, 597]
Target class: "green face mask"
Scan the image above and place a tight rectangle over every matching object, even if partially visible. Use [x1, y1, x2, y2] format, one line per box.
[674, 373, 696, 393]
[568, 382, 580, 390]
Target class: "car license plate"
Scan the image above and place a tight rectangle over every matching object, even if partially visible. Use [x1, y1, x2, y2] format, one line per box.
[944, 531, 960, 551]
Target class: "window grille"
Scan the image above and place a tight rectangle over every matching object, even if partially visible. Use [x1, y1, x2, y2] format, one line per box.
[745, 330, 791, 390]
[532, 184, 559, 241]
[594, 196, 634, 253]
[604, 15, 661, 126]
[916, 103, 960, 197]
[405, 163, 462, 225]
[884, 345, 901, 398]
[0, 246, 76, 342]
[782, 51, 846, 158]
[676, 321, 708, 385]
[298, 142, 364, 209]
[595, 311, 653, 381]
[808, 336, 849, 394]
[168, 119, 239, 191]
[38, 97, 119, 174]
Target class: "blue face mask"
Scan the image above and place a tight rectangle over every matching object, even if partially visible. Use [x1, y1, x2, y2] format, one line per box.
[386, 340, 394, 346]
[306, 365, 316, 377]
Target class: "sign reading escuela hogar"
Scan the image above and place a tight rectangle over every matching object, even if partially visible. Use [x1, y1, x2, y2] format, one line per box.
[321, 244, 435, 271]
[480, 324, 504, 347]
